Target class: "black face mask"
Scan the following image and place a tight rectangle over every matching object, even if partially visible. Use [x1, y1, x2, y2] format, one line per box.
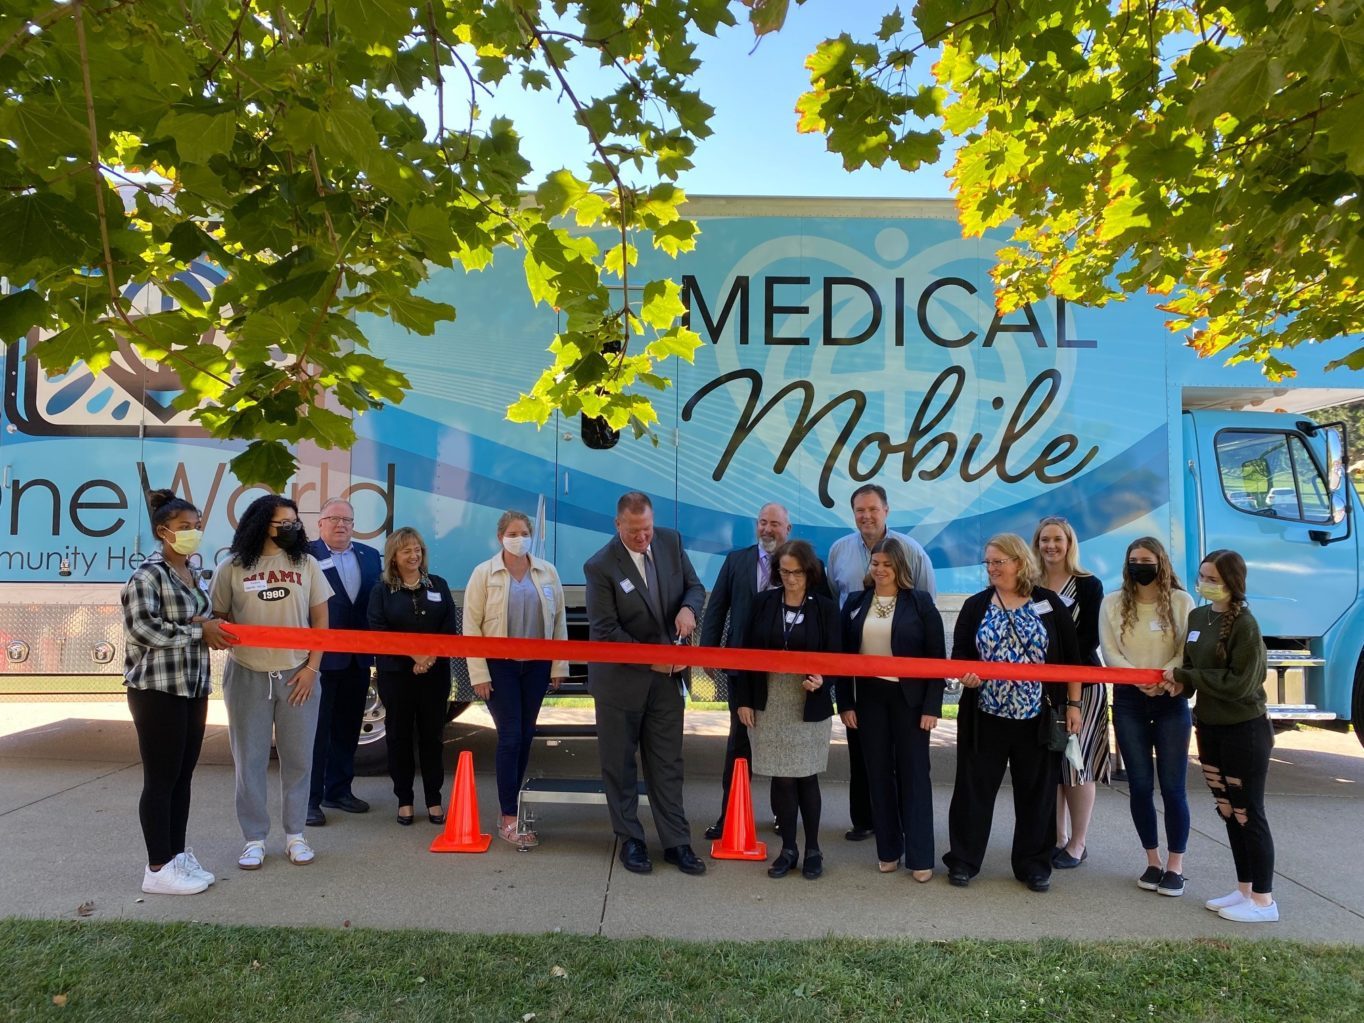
[273, 521, 307, 551]
[1127, 562, 1159, 586]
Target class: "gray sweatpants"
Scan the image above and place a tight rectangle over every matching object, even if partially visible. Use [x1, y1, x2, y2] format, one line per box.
[222, 658, 320, 841]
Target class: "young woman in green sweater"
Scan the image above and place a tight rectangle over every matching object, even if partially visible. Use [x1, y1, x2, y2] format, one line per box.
[1162, 549, 1276, 923]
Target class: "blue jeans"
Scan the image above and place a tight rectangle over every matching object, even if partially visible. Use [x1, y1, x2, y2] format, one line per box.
[485, 660, 552, 816]
[1112, 689, 1192, 854]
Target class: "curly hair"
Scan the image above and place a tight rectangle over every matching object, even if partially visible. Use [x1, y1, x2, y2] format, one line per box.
[1201, 548, 1248, 663]
[229, 494, 305, 570]
[1118, 536, 1186, 639]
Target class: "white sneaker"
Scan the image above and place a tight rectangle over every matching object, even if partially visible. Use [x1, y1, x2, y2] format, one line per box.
[1218, 899, 1279, 923]
[1205, 890, 1249, 912]
[285, 836, 315, 865]
[142, 858, 209, 896]
[179, 848, 215, 886]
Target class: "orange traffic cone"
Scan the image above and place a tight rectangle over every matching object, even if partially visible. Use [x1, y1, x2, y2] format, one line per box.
[430, 749, 492, 853]
[709, 757, 767, 861]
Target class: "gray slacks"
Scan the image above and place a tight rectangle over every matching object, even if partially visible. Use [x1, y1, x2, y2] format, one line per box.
[594, 672, 691, 848]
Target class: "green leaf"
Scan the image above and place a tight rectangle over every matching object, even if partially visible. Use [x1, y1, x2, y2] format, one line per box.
[333, 0, 415, 45]
[640, 279, 685, 329]
[0, 193, 101, 269]
[156, 107, 237, 166]
[0, 290, 48, 342]
[229, 441, 298, 491]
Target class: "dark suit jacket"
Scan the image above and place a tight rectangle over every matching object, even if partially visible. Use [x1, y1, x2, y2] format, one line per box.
[309, 538, 383, 672]
[584, 527, 705, 712]
[835, 587, 947, 716]
[1068, 573, 1104, 669]
[733, 589, 842, 722]
[952, 585, 1081, 752]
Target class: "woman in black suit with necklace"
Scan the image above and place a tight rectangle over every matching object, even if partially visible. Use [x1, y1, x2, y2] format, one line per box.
[836, 537, 946, 882]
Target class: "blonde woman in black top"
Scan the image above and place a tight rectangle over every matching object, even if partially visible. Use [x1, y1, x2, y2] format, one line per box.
[1163, 549, 1275, 923]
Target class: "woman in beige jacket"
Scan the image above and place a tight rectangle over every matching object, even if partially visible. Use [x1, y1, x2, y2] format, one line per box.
[463, 510, 568, 848]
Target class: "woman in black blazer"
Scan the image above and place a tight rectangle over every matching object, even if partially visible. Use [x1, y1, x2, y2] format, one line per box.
[734, 540, 842, 880]
[835, 537, 946, 881]
[943, 533, 1083, 892]
[1034, 516, 1109, 869]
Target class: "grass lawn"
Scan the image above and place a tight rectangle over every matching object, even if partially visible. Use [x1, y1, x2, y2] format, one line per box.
[2, 920, 1360, 1022]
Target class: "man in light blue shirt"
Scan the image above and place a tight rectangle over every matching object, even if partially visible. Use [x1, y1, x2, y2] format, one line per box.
[825, 483, 937, 841]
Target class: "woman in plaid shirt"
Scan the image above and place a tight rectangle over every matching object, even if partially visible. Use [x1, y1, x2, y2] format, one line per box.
[122, 489, 235, 896]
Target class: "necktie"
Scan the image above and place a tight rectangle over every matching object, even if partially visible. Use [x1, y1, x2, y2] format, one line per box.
[643, 549, 664, 623]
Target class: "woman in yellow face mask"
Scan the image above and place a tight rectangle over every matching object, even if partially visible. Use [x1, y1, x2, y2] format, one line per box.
[1163, 549, 1276, 923]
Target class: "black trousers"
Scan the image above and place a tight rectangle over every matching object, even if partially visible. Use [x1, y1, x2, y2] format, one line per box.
[856, 681, 935, 869]
[376, 667, 451, 809]
[846, 726, 874, 830]
[310, 660, 370, 806]
[944, 711, 1059, 881]
[1195, 715, 1276, 894]
[126, 687, 208, 867]
[594, 672, 690, 848]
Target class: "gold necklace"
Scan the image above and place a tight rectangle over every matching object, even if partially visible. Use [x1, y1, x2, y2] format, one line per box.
[872, 594, 896, 618]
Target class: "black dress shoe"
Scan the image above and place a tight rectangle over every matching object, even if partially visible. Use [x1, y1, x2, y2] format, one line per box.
[619, 838, 653, 874]
[396, 813, 414, 826]
[322, 794, 370, 814]
[428, 813, 445, 826]
[802, 851, 824, 880]
[663, 845, 707, 876]
[1052, 847, 1087, 869]
[767, 848, 799, 878]
[948, 870, 971, 888]
[844, 826, 875, 842]
[306, 806, 326, 827]
[704, 820, 724, 841]
[1026, 875, 1052, 892]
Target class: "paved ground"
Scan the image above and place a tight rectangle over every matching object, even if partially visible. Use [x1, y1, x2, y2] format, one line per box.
[1, 701, 1361, 943]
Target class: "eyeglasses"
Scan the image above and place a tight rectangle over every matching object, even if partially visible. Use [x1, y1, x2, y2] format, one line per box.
[320, 516, 354, 525]
[982, 558, 1018, 569]
[778, 568, 806, 577]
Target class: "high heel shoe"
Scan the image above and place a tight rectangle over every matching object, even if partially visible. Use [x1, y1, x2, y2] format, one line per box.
[911, 869, 934, 883]
[397, 805, 415, 826]
[767, 848, 799, 878]
[878, 860, 899, 873]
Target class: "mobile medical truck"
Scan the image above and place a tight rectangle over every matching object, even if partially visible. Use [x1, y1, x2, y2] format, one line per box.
[3, 197, 1361, 754]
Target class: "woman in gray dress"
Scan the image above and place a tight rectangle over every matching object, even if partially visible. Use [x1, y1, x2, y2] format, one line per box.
[734, 540, 842, 880]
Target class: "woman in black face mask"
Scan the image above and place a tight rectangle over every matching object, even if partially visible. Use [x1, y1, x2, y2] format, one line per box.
[1099, 537, 1194, 897]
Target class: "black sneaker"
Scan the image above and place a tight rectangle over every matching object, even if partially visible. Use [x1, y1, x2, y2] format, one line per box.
[1137, 865, 1163, 891]
[1157, 870, 1186, 897]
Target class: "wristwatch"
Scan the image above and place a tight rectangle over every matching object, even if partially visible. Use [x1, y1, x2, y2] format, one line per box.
[1064, 699, 1082, 709]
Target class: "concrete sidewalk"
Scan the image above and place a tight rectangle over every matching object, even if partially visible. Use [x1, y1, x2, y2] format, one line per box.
[1, 701, 1361, 943]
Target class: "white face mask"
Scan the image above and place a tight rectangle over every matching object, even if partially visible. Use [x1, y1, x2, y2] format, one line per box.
[163, 528, 203, 556]
[501, 535, 531, 557]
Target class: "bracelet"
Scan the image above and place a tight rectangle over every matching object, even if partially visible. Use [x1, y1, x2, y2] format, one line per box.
[1064, 699, 1082, 709]
[302, 665, 319, 675]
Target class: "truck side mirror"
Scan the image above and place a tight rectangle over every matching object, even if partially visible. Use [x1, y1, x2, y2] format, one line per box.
[1326, 425, 1347, 524]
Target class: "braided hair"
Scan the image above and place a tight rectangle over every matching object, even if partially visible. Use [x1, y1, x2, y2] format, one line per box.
[1118, 536, 1185, 639]
[1201, 548, 1248, 662]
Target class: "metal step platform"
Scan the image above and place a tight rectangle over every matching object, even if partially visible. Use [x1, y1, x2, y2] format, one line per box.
[517, 777, 648, 834]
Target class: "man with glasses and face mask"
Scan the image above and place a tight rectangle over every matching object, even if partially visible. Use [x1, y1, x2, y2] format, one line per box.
[305, 499, 383, 827]
[826, 484, 937, 842]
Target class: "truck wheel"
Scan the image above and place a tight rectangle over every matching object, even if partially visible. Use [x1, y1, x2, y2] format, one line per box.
[1354, 657, 1364, 751]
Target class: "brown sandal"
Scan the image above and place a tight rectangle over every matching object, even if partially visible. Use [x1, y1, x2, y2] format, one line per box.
[498, 820, 538, 850]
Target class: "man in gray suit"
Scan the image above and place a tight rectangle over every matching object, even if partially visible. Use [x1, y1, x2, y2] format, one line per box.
[584, 491, 706, 876]
[699, 502, 790, 840]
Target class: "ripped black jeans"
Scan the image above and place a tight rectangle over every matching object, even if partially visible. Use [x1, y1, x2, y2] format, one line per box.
[1194, 715, 1275, 894]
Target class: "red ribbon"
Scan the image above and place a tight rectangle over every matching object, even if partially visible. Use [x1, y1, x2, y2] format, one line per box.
[222, 624, 1163, 686]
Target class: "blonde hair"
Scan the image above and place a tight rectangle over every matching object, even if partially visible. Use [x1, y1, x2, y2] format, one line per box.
[382, 526, 430, 589]
[1032, 516, 1092, 578]
[862, 537, 915, 591]
[496, 510, 532, 537]
[985, 533, 1040, 598]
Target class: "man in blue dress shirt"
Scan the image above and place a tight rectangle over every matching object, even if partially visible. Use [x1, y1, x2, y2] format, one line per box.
[825, 483, 937, 841]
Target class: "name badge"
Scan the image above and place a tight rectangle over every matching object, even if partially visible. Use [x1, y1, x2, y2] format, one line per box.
[316, 558, 335, 570]
[542, 584, 555, 602]
[426, 590, 442, 602]
[1029, 600, 1052, 615]
[243, 579, 267, 592]
[1149, 619, 1167, 632]
[1188, 630, 1201, 642]
[620, 578, 635, 594]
